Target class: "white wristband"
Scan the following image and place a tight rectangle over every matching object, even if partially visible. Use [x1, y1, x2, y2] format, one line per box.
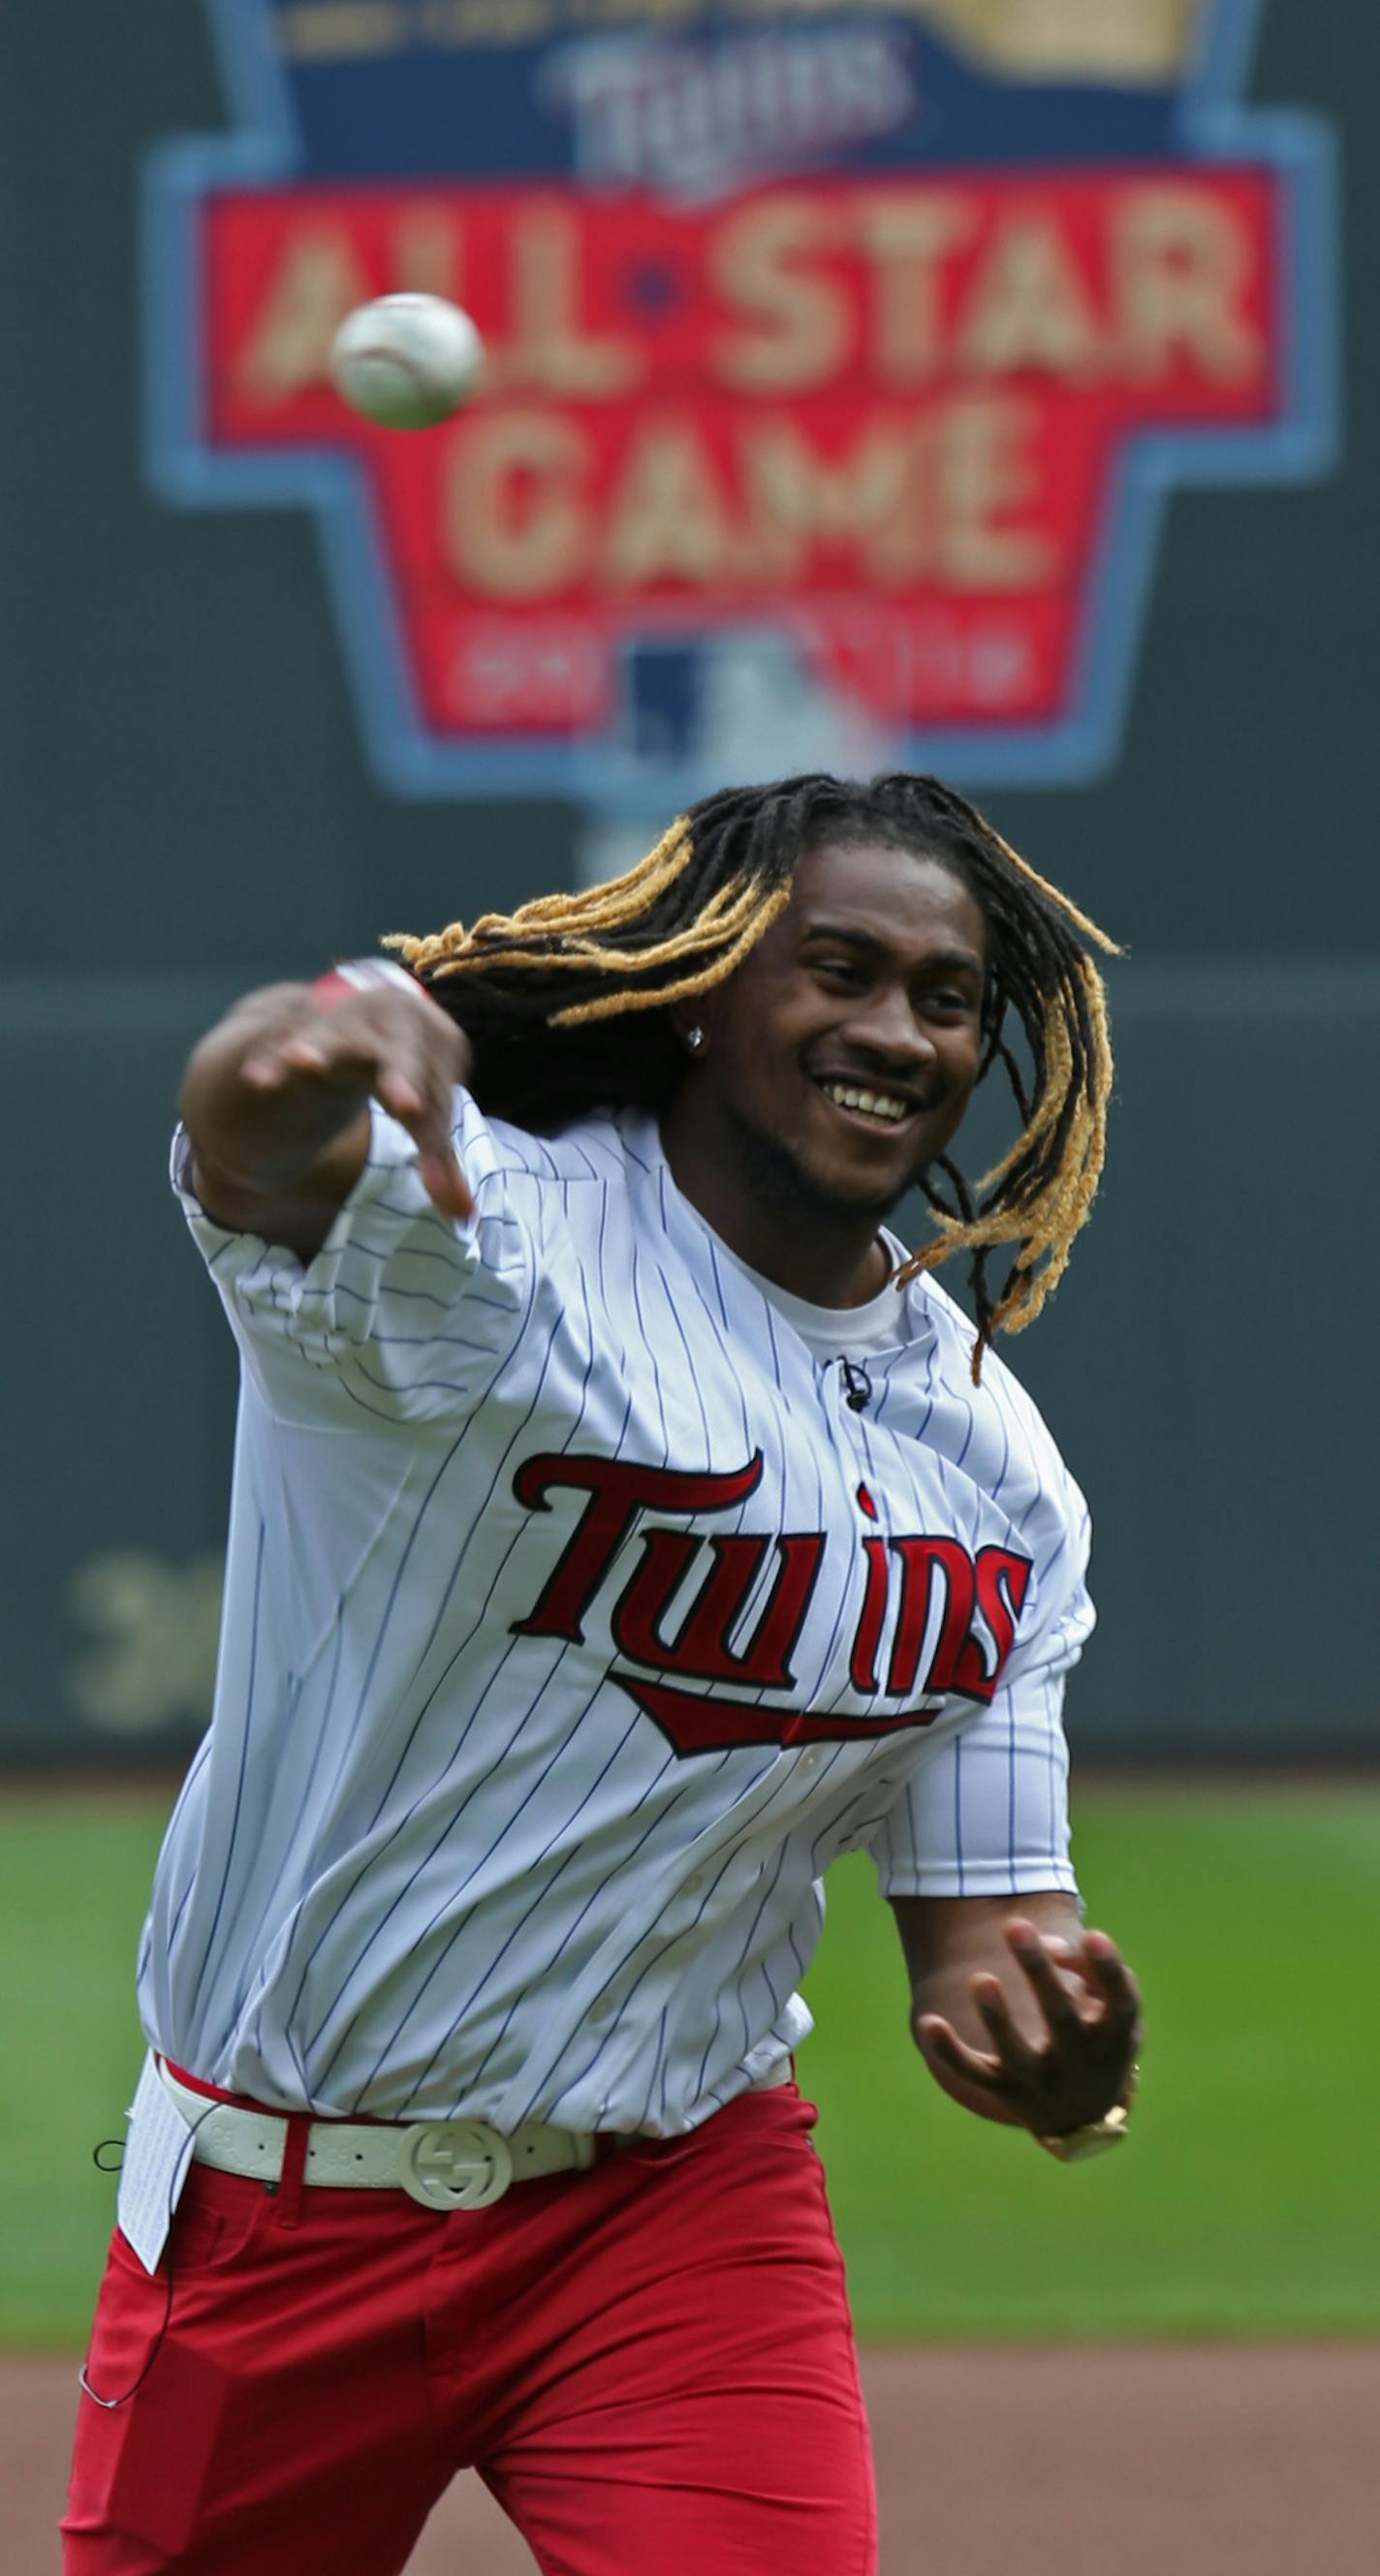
[307, 959, 430, 1010]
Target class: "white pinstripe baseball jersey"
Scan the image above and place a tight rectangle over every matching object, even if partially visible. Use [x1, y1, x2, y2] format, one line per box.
[141, 1095, 1092, 2135]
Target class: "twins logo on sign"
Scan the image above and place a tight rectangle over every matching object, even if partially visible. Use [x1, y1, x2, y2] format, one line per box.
[510, 1450, 1031, 1755]
[145, 2, 1336, 806]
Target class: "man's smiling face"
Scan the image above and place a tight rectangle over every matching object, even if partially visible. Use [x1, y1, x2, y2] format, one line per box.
[674, 838, 988, 1236]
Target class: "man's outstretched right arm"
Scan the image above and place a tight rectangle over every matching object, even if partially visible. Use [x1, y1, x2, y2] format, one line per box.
[178, 977, 475, 1264]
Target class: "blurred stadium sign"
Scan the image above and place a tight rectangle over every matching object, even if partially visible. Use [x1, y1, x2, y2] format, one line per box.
[144, 1, 1336, 805]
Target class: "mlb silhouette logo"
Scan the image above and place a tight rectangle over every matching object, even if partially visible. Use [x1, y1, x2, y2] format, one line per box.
[145, 1, 1336, 806]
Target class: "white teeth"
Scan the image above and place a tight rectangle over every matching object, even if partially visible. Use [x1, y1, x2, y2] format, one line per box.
[821, 1081, 909, 1123]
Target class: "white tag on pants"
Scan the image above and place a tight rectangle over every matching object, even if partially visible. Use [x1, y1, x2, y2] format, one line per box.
[116, 2055, 198, 2275]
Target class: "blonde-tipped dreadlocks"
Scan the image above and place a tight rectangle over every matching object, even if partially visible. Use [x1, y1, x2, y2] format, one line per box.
[392, 806, 792, 1026]
[386, 773, 1119, 1380]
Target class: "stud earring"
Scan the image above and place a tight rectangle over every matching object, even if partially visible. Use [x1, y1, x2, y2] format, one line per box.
[686, 1025, 706, 1053]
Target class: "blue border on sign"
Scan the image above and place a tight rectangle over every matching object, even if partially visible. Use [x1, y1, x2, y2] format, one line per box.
[141, 0, 1339, 804]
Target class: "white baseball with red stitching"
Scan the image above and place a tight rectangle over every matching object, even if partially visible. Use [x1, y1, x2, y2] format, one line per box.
[329, 295, 485, 430]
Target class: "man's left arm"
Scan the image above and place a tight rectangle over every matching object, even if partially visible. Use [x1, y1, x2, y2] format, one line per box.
[891, 1893, 1141, 2141]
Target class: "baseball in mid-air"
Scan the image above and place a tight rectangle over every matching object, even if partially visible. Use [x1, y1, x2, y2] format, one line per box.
[329, 294, 486, 429]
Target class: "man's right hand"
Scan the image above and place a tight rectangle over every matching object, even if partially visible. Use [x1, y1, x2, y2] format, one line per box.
[179, 978, 475, 1262]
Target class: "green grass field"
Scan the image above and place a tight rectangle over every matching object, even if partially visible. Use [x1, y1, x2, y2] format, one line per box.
[4, 1782, 1377, 2350]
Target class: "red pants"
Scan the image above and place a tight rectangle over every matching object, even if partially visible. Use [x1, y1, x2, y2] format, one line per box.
[63, 2082, 876, 2576]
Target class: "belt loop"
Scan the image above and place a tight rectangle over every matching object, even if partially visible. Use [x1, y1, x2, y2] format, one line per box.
[271, 2114, 312, 2229]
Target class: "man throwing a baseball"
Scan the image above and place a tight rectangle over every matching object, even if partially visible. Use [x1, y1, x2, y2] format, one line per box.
[65, 771, 1141, 2576]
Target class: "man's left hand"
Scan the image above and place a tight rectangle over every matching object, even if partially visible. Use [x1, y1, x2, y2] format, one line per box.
[914, 1916, 1141, 2137]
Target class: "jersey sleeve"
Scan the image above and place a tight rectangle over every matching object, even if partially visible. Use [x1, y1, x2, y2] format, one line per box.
[865, 1482, 1093, 1902]
[171, 1091, 533, 1428]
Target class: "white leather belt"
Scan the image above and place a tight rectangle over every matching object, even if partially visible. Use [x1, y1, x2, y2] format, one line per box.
[158, 2058, 791, 2213]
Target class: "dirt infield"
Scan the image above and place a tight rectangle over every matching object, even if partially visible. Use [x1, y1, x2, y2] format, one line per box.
[9, 2343, 1377, 2575]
